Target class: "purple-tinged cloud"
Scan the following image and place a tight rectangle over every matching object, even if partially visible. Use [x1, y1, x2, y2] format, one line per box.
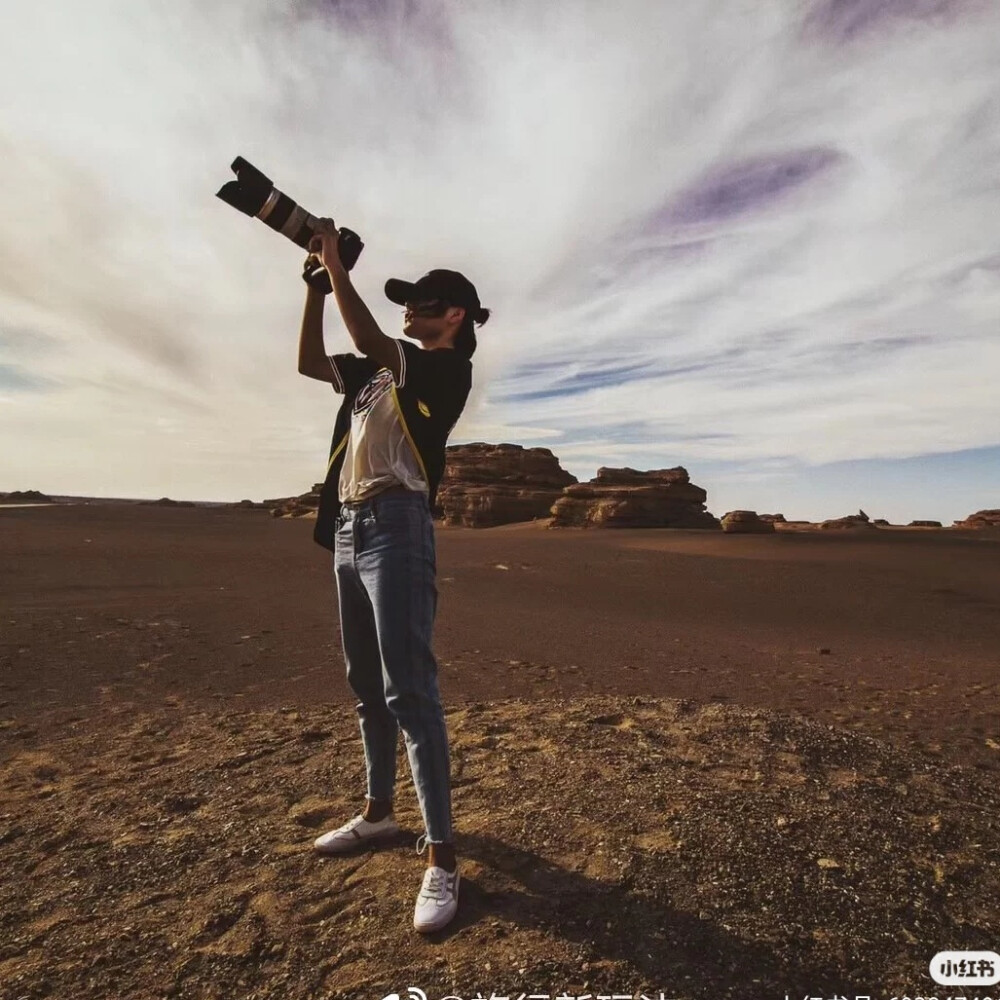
[657, 147, 845, 227]
[803, 0, 960, 44]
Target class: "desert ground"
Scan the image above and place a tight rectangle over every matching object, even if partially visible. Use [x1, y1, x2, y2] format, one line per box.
[1, 503, 998, 1000]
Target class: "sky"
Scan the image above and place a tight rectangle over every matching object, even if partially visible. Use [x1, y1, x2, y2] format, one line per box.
[1, 0, 998, 524]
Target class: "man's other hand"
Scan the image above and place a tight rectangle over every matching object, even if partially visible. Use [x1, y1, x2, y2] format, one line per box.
[309, 218, 347, 277]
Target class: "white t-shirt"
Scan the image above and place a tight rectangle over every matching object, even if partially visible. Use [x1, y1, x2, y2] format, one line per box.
[337, 367, 429, 503]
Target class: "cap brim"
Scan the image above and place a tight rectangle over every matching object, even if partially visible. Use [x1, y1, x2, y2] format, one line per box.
[384, 278, 417, 306]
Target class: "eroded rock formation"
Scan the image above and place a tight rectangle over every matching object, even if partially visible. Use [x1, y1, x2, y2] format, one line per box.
[436, 443, 577, 527]
[721, 510, 776, 533]
[953, 510, 1000, 529]
[264, 485, 322, 519]
[549, 466, 720, 529]
[0, 490, 54, 503]
[819, 514, 876, 530]
[141, 497, 195, 507]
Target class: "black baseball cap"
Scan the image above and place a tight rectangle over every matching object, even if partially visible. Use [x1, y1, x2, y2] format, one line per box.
[385, 269, 485, 323]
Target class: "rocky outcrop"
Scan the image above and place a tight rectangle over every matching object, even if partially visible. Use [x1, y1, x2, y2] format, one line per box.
[549, 466, 720, 529]
[758, 513, 786, 523]
[264, 485, 322, 519]
[819, 514, 876, 530]
[436, 443, 577, 527]
[141, 497, 195, 507]
[908, 520, 942, 528]
[873, 519, 890, 526]
[953, 510, 1000, 529]
[0, 490, 54, 503]
[721, 510, 776, 533]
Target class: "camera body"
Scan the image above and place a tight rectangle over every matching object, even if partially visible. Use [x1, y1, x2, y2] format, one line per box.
[216, 156, 364, 293]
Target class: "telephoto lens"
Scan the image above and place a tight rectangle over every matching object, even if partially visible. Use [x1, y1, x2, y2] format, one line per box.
[216, 156, 364, 281]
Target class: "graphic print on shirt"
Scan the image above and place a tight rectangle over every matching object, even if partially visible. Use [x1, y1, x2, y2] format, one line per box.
[353, 368, 394, 418]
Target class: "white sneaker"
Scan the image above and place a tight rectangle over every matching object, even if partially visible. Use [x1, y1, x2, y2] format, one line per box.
[313, 813, 400, 854]
[413, 835, 460, 933]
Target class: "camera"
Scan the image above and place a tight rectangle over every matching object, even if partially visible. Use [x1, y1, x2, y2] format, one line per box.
[216, 156, 364, 293]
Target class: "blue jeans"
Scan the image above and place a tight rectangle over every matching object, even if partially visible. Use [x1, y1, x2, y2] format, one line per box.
[333, 490, 453, 844]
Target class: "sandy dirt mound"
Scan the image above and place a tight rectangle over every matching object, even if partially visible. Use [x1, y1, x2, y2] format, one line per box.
[2, 695, 996, 1000]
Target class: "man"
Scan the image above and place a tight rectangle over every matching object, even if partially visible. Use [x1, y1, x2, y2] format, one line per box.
[296, 218, 489, 933]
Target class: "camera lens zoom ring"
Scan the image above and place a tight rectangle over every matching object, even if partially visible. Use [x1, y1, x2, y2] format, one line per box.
[255, 188, 282, 222]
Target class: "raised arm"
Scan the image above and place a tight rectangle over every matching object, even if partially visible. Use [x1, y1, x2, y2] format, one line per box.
[312, 218, 402, 383]
[297, 278, 335, 383]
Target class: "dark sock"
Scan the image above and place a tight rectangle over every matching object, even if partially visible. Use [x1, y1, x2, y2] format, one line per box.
[363, 799, 392, 822]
